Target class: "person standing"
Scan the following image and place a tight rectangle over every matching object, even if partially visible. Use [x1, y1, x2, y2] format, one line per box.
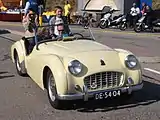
[145, 5, 153, 28]
[23, 0, 39, 24]
[141, 2, 147, 15]
[64, 1, 71, 24]
[129, 3, 140, 28]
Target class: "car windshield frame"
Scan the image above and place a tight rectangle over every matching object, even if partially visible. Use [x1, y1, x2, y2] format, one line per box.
[31, 24, 95, 50]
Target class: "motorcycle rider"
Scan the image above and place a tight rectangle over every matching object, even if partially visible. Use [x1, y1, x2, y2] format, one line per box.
[49, 6, 72, 39]
[129, 3, 140, 28]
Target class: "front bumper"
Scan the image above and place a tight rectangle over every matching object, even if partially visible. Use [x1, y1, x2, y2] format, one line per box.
[57, 82, 143, 101]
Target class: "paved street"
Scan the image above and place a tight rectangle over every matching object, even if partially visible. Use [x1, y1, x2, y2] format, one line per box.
[0, 22, 160, 120]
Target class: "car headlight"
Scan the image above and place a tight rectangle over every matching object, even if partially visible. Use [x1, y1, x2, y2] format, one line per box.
[68, 60, 82, 75]
[125, 55, 138, 69]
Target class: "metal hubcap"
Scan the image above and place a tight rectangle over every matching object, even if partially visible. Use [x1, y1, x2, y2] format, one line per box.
[16, 57, 21, 71]
[48, 73, 56, 102]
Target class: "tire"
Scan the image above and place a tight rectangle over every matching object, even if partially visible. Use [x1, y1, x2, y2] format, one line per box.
[99, 20, 108, 29]
[134, 24, 142, 33]
[15, 53, 27, 76]
[46, 69, 63, 109]
[120, 22, 127, 31]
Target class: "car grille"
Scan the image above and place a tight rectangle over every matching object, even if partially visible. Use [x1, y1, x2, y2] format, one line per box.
[84, 71, 123, 90]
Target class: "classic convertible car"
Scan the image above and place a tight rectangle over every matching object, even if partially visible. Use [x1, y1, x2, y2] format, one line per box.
[11, 25, 143, 109]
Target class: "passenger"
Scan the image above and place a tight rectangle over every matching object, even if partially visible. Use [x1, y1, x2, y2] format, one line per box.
[49, 6, 72, 39]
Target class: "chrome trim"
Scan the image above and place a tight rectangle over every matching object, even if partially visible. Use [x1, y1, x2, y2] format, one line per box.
[57, 82, 143, 100]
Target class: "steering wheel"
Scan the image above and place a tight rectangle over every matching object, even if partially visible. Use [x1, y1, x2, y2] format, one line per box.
[72, 33, 84, 40]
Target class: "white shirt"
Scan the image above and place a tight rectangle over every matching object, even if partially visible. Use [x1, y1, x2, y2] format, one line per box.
[54, 17, 64, 36]
[130, 7, 140, 16]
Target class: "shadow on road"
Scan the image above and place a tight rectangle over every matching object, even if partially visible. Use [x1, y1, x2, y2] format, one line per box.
[1, 53, 11, 61]
[0, 71, 15, 79]
[0, 29, 10, 34]
[66, 78, 160, 112]
[0, 35, 16, 42]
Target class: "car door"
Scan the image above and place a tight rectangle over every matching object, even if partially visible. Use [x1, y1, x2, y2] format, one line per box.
[25, 45, 43, 85]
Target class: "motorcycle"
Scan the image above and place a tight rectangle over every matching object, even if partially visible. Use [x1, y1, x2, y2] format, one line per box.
[99, 10, 127, 29]
[134, 13, 160, 32]
[119, 15, 128, 31]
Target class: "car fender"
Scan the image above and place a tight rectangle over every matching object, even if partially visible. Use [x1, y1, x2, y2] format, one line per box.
[114, 48, 133, 55]
[40, 55, 68, 95]
[114, 48, 142, 84]
[11, 40, 25, 64]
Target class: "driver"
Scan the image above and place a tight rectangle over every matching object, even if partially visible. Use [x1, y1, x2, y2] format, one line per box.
[49, 6, 72, 39]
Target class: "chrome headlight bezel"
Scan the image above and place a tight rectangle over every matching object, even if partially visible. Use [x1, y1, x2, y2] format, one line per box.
[68, 60, 82, 75]
[125, 55, 138, 69]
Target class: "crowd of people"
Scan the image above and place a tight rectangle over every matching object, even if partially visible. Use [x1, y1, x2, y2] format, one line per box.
[128, 2, 153, 28]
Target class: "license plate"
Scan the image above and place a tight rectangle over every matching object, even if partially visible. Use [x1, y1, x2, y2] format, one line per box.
[95, 90, 121, 100]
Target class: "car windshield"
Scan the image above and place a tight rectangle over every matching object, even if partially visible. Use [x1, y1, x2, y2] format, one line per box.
[32, 24, 95, 44]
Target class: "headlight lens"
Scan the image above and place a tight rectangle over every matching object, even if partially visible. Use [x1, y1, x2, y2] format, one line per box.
[68, 60, 82, 75]
[125, 55, 138, 69]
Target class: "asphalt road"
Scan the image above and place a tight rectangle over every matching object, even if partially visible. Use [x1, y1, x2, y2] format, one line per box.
[0, 22, 160, 120]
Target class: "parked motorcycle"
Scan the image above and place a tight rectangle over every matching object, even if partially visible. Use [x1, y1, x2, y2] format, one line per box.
[134, 13, 160, 32]
[99, 10, 127, 29]
[119, 15, 128, 31]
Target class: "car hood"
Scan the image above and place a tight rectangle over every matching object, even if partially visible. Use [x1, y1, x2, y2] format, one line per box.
[65, 50, 124, 74]
[39, 40, 114, 56]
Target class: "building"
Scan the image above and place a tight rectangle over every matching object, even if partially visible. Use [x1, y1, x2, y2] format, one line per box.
[77, 0, 152, 15]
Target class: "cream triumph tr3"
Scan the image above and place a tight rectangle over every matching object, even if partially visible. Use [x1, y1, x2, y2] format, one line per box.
[11, 24, 143, 109]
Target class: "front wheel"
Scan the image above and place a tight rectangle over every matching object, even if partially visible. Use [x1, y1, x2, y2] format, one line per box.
[99, 20, 108, 29]
[134, 24, 142, 33]
[46, 69, 62, 109]
[119, 22, 127, 31]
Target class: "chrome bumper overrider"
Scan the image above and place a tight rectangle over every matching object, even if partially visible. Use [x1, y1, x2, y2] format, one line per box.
[57, 82, 143, 101]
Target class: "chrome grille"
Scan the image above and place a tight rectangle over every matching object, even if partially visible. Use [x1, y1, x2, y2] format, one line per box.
[84, 72, 123, 90]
